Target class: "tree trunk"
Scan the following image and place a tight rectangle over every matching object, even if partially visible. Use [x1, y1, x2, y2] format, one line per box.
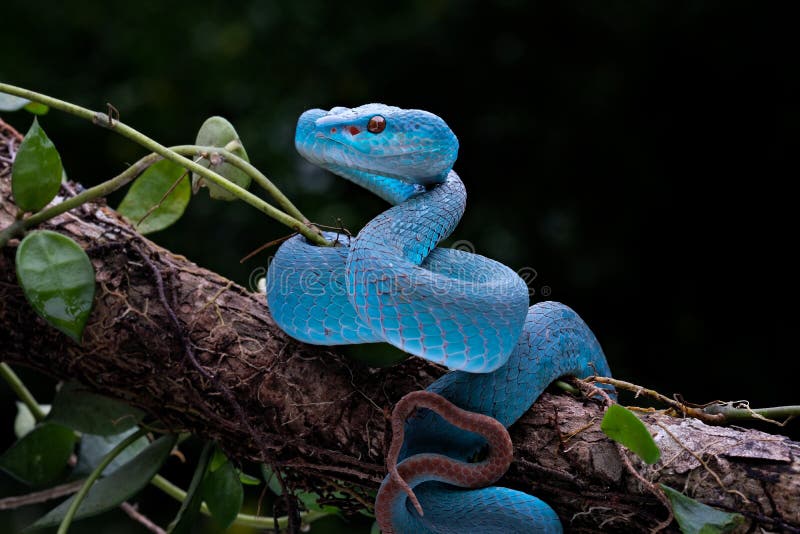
[0, 118, 797, 533]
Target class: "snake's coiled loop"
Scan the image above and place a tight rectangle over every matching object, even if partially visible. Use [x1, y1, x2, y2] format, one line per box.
[266, 105, 613, 533]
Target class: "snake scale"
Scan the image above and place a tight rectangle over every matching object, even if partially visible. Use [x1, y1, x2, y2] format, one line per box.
[266, 104, 613, 533]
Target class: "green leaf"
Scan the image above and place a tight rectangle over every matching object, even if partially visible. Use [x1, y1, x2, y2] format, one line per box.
[47, 381, 144, 436]
[260, 464, 283, 496]
[191, 116, 251, 201]
[201, 459, 243, 529]
[15, 231, 95, 342]
[259, 465, 339, 516]
[371, 520, 381, 534]
[600, 403, 661, 464]
[238, 471, 261, 486]
[11, 118, 64, 211]
[359, 504, 376, 518]
[23, 102, 50, 115]
[0, 423, 75, 486]
[297, 490, 341, 515]
[14, 402, 51, 439]
[661, 485, 744, 533]
[0, 93, 30, 111]
[208, 445, 228, 473]
[74, 428, 150, 477]
[30, 434, 177, 529]
[346, 344, 409, 368]
[117, 159, 190, 234]
[167, 441, 213, 534]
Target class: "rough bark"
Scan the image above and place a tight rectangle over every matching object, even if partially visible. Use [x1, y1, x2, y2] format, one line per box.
[0, 117, 797, 533]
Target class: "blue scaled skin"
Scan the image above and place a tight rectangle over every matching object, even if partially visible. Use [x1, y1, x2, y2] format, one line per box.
[266, 104, 613, 533]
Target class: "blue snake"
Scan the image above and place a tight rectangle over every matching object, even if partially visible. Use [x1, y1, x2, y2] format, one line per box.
[266, 104, 613, 533]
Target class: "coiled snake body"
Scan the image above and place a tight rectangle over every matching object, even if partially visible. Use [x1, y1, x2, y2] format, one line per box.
[267, 105, 613, 533]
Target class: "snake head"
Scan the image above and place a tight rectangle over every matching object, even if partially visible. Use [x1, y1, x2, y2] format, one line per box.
[296, 104, 459, 186]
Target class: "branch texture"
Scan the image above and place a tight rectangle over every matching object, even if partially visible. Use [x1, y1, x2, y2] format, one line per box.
[0, 118, 797, 532]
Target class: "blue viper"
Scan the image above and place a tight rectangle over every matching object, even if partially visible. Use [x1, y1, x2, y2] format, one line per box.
[266, 104, 613, 533]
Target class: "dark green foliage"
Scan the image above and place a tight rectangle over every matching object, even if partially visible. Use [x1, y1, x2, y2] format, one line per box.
[47, 381, 144, 436]
[167, 441, 213, 534]
[73, 430, 150, 477]
[201, 455, 243, 529]
[30, 435, 177, 529]
[0, 423, 75, 486]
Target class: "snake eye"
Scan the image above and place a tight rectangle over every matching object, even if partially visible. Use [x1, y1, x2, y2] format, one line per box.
[367, 115, 386, 134]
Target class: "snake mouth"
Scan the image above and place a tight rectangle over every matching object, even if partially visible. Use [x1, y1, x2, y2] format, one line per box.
[315, 131, 444, 159]
[314, 132, 370, 154]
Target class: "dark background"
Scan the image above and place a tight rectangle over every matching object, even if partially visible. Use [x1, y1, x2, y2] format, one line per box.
[1, 1, 797, 532]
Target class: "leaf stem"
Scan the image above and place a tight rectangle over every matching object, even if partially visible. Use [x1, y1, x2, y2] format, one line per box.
[0, 363, 47, 421]
[0, 480, 86, 511]
[149, 474, 328, 530]
[0, 220, 24, 249]
[33, 154, 161, 228]
[0, 83, 329, 247]
[57, 428, 148, 534]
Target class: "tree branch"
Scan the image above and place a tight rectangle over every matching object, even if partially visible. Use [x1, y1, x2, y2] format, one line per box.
[0, 117, 797, 532]
[0, 480, 85, 511]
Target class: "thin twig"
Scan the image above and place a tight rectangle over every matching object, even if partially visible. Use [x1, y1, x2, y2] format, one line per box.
[655, 421, 751, 504]
[585, 376, 726, 424]
[119, 502, 166, 534]
[136, 168, 192, 227]
[240, 232, 298, 263]
[616, 442, 674, 531]
[585, 376, 800, 427]
[327, 480, 375, 514]
[0, 480, 84, 511]
[0, 118, 24, 141]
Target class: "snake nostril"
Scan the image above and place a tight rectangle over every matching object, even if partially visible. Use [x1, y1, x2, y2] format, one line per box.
[330, 127, 337, 133]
